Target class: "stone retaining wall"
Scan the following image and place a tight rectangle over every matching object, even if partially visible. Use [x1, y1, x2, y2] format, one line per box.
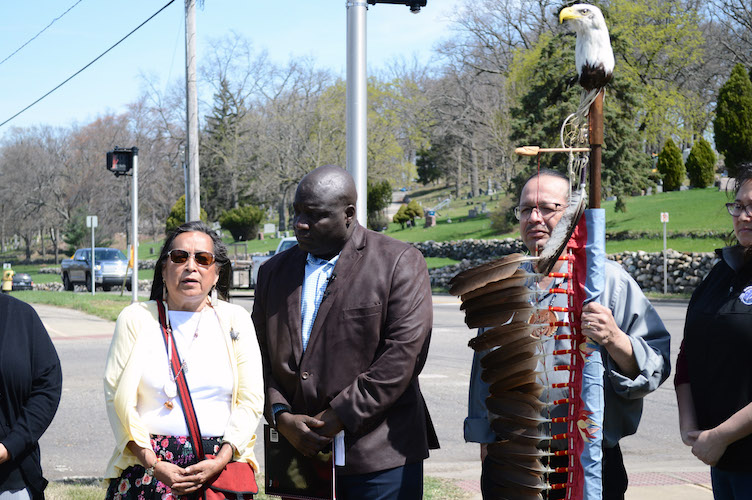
[418, 239, 717, 295]
[36, 242, 720, 296]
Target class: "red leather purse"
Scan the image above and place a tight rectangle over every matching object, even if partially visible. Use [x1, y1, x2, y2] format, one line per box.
[157, 301, 258, 499]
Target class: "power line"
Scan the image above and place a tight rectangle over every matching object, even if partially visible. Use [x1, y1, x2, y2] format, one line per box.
[0, 0, 85, 68]
[0, 0, 176, 129]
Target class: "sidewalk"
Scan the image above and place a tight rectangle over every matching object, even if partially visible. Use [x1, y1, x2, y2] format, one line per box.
[430, 463, 713, 499]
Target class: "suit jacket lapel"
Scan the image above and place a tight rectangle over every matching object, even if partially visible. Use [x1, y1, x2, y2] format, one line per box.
[304, 224, 366, 355]
[286, 249, 306, 364]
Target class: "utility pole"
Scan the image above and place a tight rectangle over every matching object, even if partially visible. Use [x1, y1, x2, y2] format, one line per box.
[185, 0, 200, 221]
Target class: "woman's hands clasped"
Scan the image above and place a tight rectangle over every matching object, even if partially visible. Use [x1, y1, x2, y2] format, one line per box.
[152, 442, 233, 496]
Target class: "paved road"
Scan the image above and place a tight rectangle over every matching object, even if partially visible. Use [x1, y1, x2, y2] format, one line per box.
[33, 297, 708, 497]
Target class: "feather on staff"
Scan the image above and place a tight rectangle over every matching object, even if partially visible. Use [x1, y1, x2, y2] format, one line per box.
[448, 253, 537, 296]
[469, 321, 540, 351]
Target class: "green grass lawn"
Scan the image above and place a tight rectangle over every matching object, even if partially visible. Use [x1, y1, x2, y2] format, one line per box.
[601, 187, 730, 234]
[8, 290, 142, 321]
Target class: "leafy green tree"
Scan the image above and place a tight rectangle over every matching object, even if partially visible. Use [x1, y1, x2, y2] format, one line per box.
[219, 205, 265, 241]
[607, 0, 706, 146]
[685, 139, 716, 188]
[656, 138, 685, 191]
[393, 204, 410, 229]
[166, 195, 208, 235]
[714, 63, 752, 177]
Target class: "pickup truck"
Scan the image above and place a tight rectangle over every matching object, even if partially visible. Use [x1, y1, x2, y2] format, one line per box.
[61, 247, 133, 291]
[250, 237, 298, 287]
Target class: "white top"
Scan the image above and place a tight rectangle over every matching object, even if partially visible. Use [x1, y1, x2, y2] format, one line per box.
[137, 308, 233, 437]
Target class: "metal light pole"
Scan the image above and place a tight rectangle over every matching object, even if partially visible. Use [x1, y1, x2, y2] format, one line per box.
[346, 1, 368, 225]
[86, 216, 98, 296]
[185, 0, 200, 221]
[131, 148, 139, 303]
[346, 0, 427, 224]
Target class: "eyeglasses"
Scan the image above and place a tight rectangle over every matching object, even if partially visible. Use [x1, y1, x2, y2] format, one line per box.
[167, 249, 216, 267]
[726, 202, 752, 217]
[514, 203, 568, 221]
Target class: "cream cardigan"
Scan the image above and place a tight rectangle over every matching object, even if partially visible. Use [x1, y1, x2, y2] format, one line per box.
[104, 300, 264, 479]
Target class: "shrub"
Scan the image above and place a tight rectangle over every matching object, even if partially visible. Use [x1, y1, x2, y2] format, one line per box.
[165, 195, 209, 235]
[490, 197, 517, 234]
[656, 138, 685, 191]
[219, 205, 265, 241]
[405, 200, 424, 220]
[393, 204, 410, 229]
[685, 139, 716, 188]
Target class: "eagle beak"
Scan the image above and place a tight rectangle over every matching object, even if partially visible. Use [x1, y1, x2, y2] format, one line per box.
[559, 6, 579, 23]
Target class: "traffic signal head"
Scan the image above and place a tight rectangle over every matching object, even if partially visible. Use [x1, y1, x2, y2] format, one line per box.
[106, 149, 133, 176]
[366, 0, 427, 13]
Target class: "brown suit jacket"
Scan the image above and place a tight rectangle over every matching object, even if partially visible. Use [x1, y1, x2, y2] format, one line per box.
[252, 223, 438, 475]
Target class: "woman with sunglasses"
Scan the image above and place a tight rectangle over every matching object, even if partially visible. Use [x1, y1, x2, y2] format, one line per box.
[675, 165, 752, 499]
[103, 221, 263, 499]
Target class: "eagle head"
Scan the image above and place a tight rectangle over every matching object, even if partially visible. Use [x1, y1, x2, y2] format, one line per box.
[559, 4, 615, 91]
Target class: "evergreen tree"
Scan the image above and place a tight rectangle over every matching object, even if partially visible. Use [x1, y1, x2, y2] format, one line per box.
[367, 180, 392, 231]
[656, 138, 685, 191]
[63, 208, 88, 252]
[510, 33, 653, 203]
[714, 64, 752, 178]
[685, 139, 716, 188]
[201, 78, 252, 219]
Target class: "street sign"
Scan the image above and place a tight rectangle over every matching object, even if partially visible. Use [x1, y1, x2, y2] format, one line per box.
[660, 212, 669, 223]
[86, 215, 98, 228]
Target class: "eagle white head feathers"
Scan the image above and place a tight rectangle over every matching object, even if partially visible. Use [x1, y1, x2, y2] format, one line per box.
[559, 4, 615, 91]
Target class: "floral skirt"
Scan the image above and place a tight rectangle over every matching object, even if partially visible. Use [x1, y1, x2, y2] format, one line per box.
[105, 434, 222, 500]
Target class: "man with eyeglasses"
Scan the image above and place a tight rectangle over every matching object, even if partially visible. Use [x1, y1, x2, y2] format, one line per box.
[465, 169, 671, 500]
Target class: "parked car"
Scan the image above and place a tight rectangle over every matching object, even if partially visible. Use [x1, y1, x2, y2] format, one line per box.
[61, 247, 132, 292]
[12, 273, 33, 291]
[250, 237, 298, 288]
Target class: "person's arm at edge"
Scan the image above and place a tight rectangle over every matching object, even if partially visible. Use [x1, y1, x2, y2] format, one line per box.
[598, 265, 671, 399]
[688, 402, 752, 466]
[221, 306, 265, 467]
[0, 305, 62, 466]
[251, 261, 328, 456]
[104, 305, 154, 472]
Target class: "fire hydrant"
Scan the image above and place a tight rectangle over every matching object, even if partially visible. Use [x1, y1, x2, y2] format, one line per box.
[2, 268, 15, 293]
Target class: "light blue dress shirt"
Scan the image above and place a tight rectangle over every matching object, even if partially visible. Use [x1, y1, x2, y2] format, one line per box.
[300, 253, 339, 352]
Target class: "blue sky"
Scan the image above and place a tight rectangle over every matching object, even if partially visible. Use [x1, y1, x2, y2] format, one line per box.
[0, 0, 461, 131]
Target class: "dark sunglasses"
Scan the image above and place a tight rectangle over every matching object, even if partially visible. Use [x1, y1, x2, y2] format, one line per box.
[167, 249, 216, 267]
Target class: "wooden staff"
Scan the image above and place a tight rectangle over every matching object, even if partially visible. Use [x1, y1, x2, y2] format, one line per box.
[589, 91, 604, 209]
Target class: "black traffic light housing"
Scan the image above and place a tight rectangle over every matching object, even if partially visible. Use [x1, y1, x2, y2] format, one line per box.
[367, 0, 427, 13]
[106, 147, 135, 177]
